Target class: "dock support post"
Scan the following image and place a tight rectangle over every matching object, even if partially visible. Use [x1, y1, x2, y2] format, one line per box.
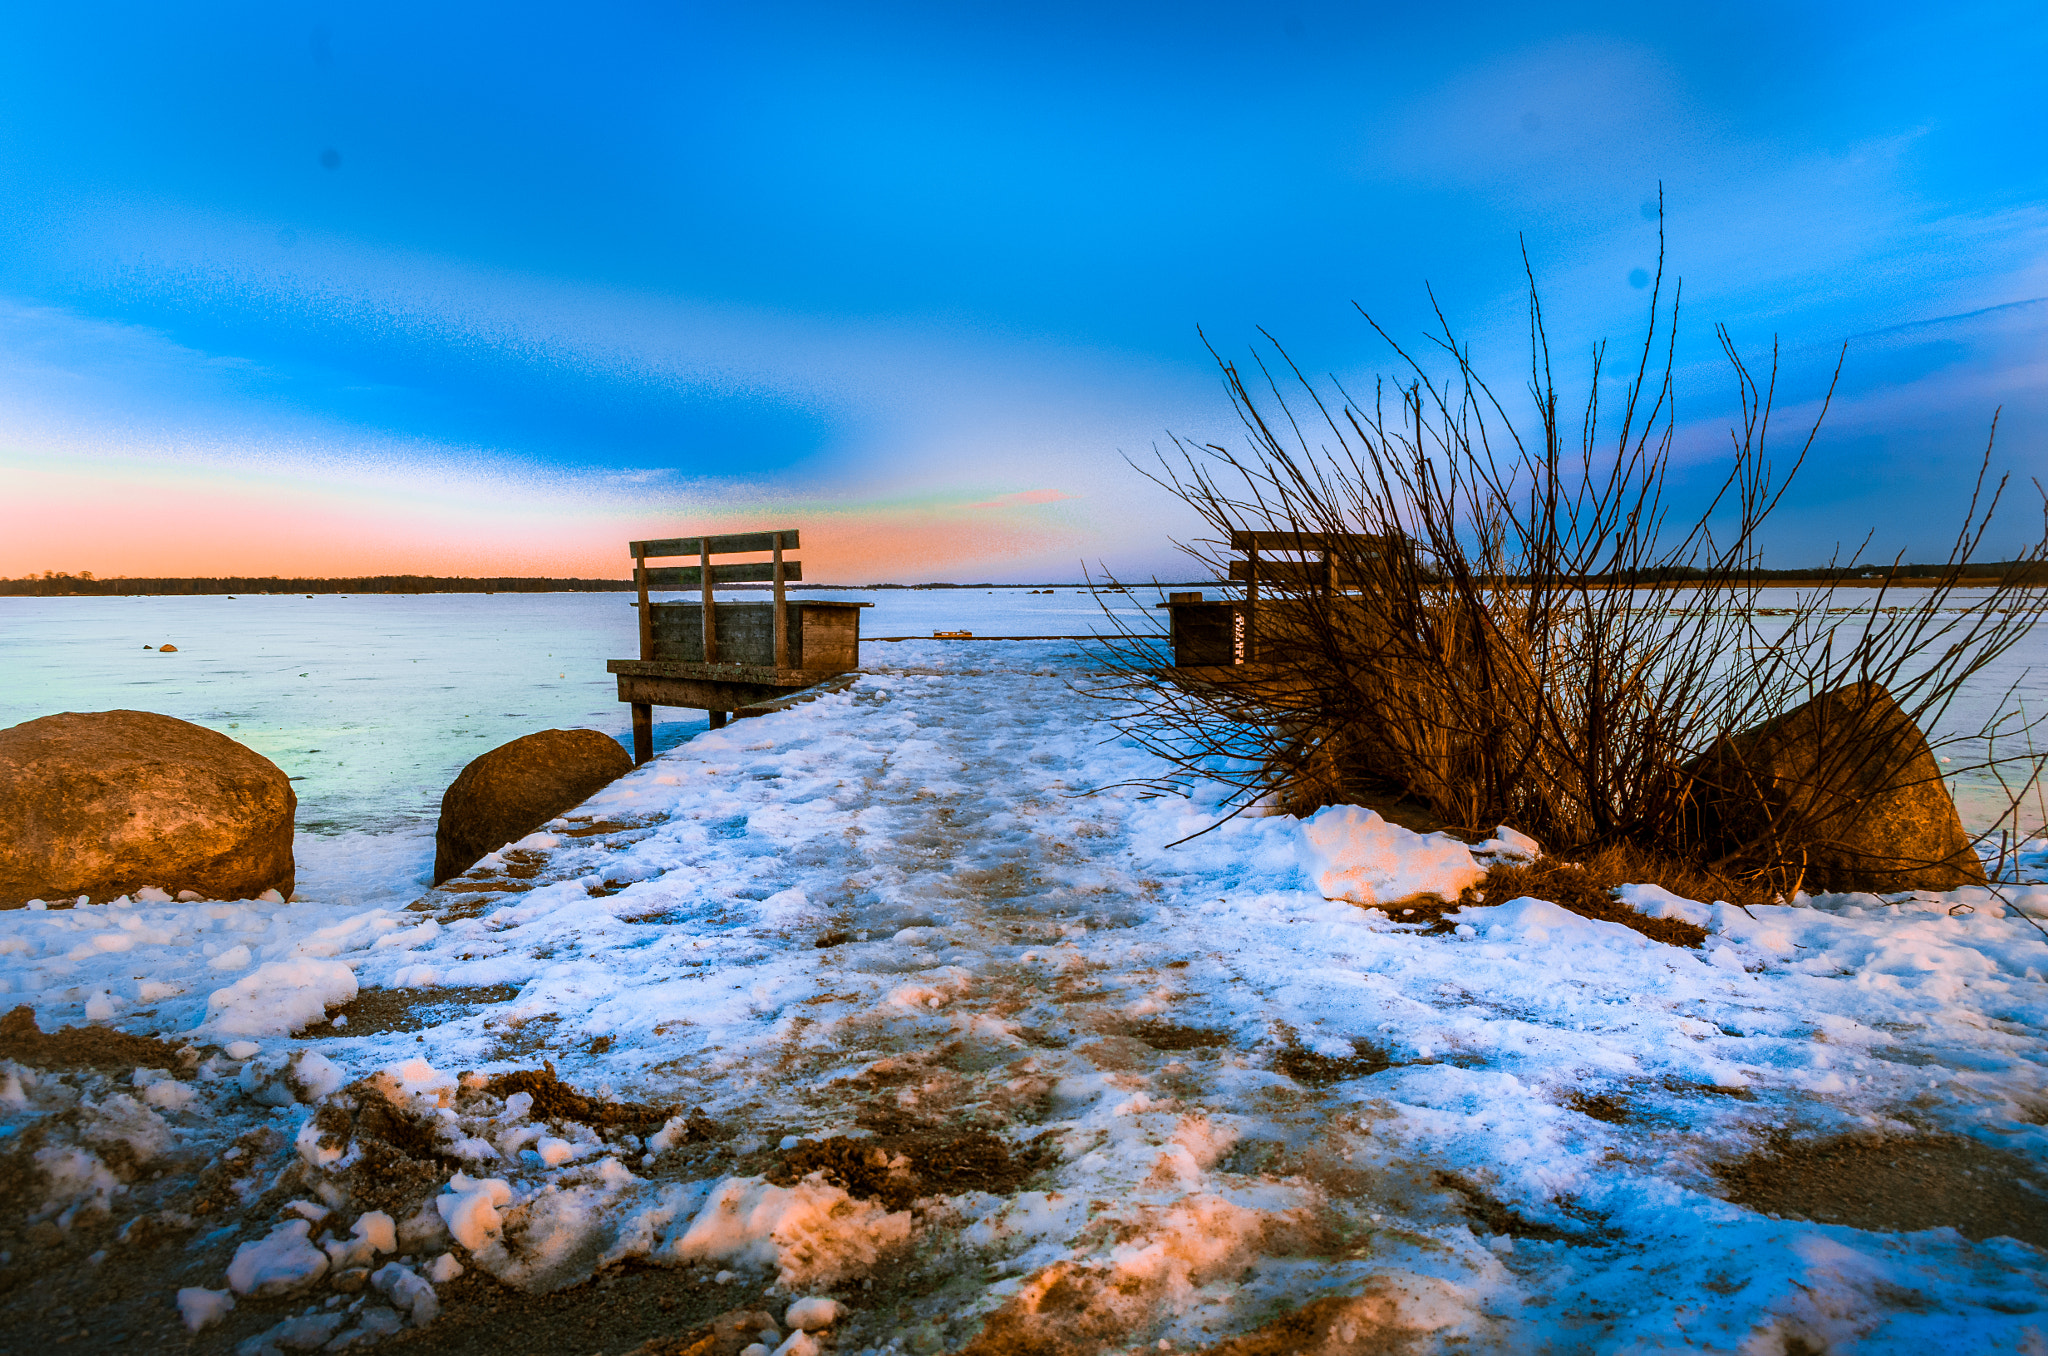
[631, 702, 653, 765]
[772, 530, 789, 670]
[1242, 545, 1258, 664]
[700, 541, 719, 664]
[708, 710, 727, 730]
[633, 544, 652, 660]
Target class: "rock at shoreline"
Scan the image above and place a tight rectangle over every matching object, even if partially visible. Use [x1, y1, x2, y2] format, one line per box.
[0, 709, 296, 906]
[1684, 681, 1984, 893]
[434, 729, 632, 884]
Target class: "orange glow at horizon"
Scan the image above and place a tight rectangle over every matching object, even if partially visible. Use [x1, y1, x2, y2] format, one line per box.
[1, 455, 1103, 583]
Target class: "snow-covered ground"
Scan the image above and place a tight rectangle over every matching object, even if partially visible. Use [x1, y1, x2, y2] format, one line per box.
[4, 639, 2046, 1354]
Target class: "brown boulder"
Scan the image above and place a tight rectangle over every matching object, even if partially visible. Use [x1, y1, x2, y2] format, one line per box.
[433, 729, 632, 884]
[0, 710, 296, 906]
[1684, 681, 1984, 894]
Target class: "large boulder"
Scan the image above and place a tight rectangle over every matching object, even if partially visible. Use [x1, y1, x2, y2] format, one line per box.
[434, 729, 632, 884]
[1684, 681, 1984, 894]
[0, 710, 296, 906]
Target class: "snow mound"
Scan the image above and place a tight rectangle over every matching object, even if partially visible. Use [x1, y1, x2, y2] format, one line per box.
[467, 1158, 644, 1293]
[1466, 895, 1650, 949]
[239, 1049, 345, 1106]
[226, 1219, 330, 1297]
[436, 1172, 514, 1251]
[1298, 805, 1482, 905]
[785, 1297, 842, 1331]
[665, 1175, 914, 1285]
[176, 1287, 233, 1333]
[200, 957, 358, 1036]
[1471, 824, 1541, 863]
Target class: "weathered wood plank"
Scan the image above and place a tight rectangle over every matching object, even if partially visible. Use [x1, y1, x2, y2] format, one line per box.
[1159, 598, 1244, 667]
[1228, 530, 1398, 552]
[700, 541, 716, 663]
[614, 672, 794, 710]
[1226, 559, 1370, 585]
[638, 561, 806, 588]
[647, 600, 869, 671]
[800, 603, 861, 672]
[1160, 663, 1320, 705]
[772, 536, 789, 670]
[629, 530, 802, 559]
[733, 673, 860, 721]
[609, 658, 817, 687]
[650, 601, 801, 669]
[633, 546, 653, 660]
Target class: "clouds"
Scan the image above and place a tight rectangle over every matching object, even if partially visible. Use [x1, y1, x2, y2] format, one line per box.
[0, 1, 2042, 579]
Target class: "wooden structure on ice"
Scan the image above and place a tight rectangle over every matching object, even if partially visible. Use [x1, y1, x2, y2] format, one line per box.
[1157, 530, 1409, 670]
[607, 529, 869, 763]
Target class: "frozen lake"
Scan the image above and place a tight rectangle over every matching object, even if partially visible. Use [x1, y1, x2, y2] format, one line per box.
[5, 585, 2044, 905]
[0, 587, 1168, 906]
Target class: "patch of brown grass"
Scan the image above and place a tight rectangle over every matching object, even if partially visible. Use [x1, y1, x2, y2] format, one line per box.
[1182, 1292, 1432, 1356]
[1274, 1037, 1396, 1088]
[768, 1126, 1057, 1211]
[482, 1063, 680, 1131]
[1566, 1091, 1631, 1124]
[1475, 844, 1766, 948]
[1126, 1020, 1231, 1052]
[0, 1004, 194, 1071]
[295, 983, 522, 1038]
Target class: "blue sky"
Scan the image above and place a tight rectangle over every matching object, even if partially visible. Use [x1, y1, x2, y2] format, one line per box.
[0, 1, 2042, 579]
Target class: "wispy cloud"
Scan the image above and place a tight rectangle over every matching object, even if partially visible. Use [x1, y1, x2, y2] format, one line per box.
[967, 489, 1078, 510]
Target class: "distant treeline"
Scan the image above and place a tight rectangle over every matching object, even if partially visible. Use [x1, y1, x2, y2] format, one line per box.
[0, 573, 638, 597]
[1, 572, 1089, 597]
[1586, 561, 2048, 586]
[8, 563, 2045, 598]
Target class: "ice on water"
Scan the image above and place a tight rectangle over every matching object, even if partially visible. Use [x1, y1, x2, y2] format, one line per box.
[0, 588, 1163, 906]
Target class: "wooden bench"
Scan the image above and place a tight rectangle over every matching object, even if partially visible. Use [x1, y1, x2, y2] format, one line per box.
[606, 529, 870, 763]
[1157, 530, 1408, 668]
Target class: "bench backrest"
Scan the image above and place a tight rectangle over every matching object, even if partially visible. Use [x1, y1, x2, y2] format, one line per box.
[1226, 529, 1410, 662]
[630, 528, 802, 666]
[1227, 530, 1405, 587]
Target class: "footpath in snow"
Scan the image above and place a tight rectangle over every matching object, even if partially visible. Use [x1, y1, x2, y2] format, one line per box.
[2, 639, 2046, 1355]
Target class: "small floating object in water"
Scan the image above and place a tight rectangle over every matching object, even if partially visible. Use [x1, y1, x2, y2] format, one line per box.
[933, 630, 973, 638]
[158, 643, 179, 652]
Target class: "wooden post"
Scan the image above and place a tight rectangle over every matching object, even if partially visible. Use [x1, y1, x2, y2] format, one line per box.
[708, 710, 727, 730]
[700, 540, 719, 664]
[631, 701, 653, 765]
[1243, 546, 1258, 663]
[633, 543, 652, 660]
[772, 531, 789, 671]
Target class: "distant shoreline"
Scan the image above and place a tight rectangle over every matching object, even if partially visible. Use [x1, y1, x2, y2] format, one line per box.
[4, 571, 2042, 597]
[0, 577, 1197, 597]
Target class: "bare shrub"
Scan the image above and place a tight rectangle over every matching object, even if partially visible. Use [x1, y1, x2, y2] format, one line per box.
[1090, 217, 2048, 893]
